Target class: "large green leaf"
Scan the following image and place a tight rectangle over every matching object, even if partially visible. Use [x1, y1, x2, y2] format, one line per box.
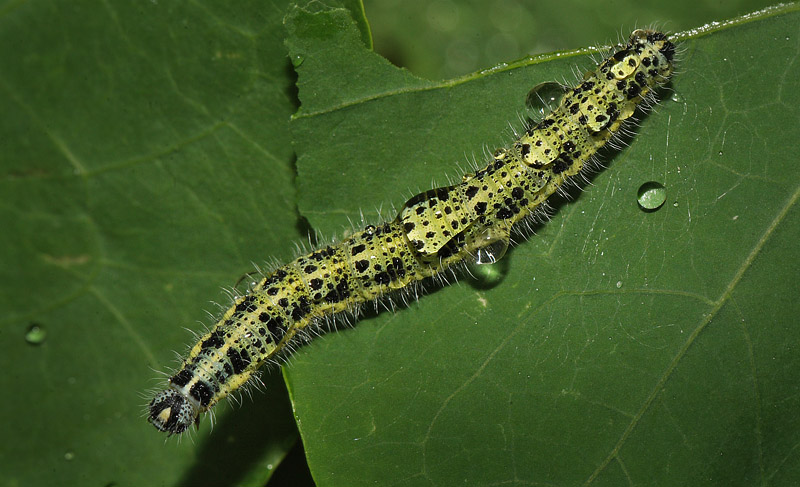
[287, 3, 800, 486]
[4, 1, 799, 486]
[0, 1, 312, 486]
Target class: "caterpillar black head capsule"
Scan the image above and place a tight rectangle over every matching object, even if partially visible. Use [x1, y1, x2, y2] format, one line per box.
[148, 389, 199, 435]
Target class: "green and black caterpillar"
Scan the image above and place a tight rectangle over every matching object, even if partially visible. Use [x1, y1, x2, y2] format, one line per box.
[148, 29, 675, 434]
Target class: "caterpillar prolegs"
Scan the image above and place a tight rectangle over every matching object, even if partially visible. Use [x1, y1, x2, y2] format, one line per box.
[148, 29, 675, 434]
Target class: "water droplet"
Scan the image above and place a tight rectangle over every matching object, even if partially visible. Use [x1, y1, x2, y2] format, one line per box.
[25, 323, 46, 345]
[467, 225, 511, 266]
[637, 181, 667, 211]
[292, 54, 304, 68]
[670, 92, 684, 103]
[64, 452, 75, 461]
[467, 257, 509, 287]
[474, 239, 508, 265]
[525, 82, 569, 118]
[718, 150, 723, 156]
[672, 201, 679, 207]
[616, 281, 623, 288]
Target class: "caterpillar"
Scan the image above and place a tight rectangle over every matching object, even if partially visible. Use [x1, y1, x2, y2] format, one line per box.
[148, 29, 675, 435]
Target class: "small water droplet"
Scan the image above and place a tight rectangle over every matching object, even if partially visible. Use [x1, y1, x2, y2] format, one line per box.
[64, 452, 75, 461]
[525, 82, 569, 118]
[467, 258, 508, 286]
[616, 281, 623, 288]
[468, 225, 511, 266]
[292, 54, 305, 67]
[474, 239, 508, 265]
[670, 92, 684, 103]
[718, 150, 723, 156]
[637, 181, 667, 211]
[672, 201, 679, 207]
[25, 323, 46, 345]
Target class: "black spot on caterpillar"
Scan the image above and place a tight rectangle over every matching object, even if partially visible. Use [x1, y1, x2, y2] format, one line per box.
[148, 29, 675, 435]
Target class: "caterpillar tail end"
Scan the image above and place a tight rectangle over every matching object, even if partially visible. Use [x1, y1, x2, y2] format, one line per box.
[148, 389, 200, 435]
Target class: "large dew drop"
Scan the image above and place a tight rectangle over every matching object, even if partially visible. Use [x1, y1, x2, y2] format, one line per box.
[525, 82, 569, 119]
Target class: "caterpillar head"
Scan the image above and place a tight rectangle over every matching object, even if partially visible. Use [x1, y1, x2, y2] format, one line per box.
[629, 29, 676, 79]
[148, 389, 199, 435]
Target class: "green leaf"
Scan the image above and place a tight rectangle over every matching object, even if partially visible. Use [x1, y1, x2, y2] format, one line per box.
[288, 3, 800, 486]
[5, 1, 799, 486]
[1, 1, 302, 486]
[285, 4, 433, 116]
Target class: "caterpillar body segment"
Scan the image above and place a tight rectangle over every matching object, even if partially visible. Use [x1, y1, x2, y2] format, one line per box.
[148, 29, 675, 435]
